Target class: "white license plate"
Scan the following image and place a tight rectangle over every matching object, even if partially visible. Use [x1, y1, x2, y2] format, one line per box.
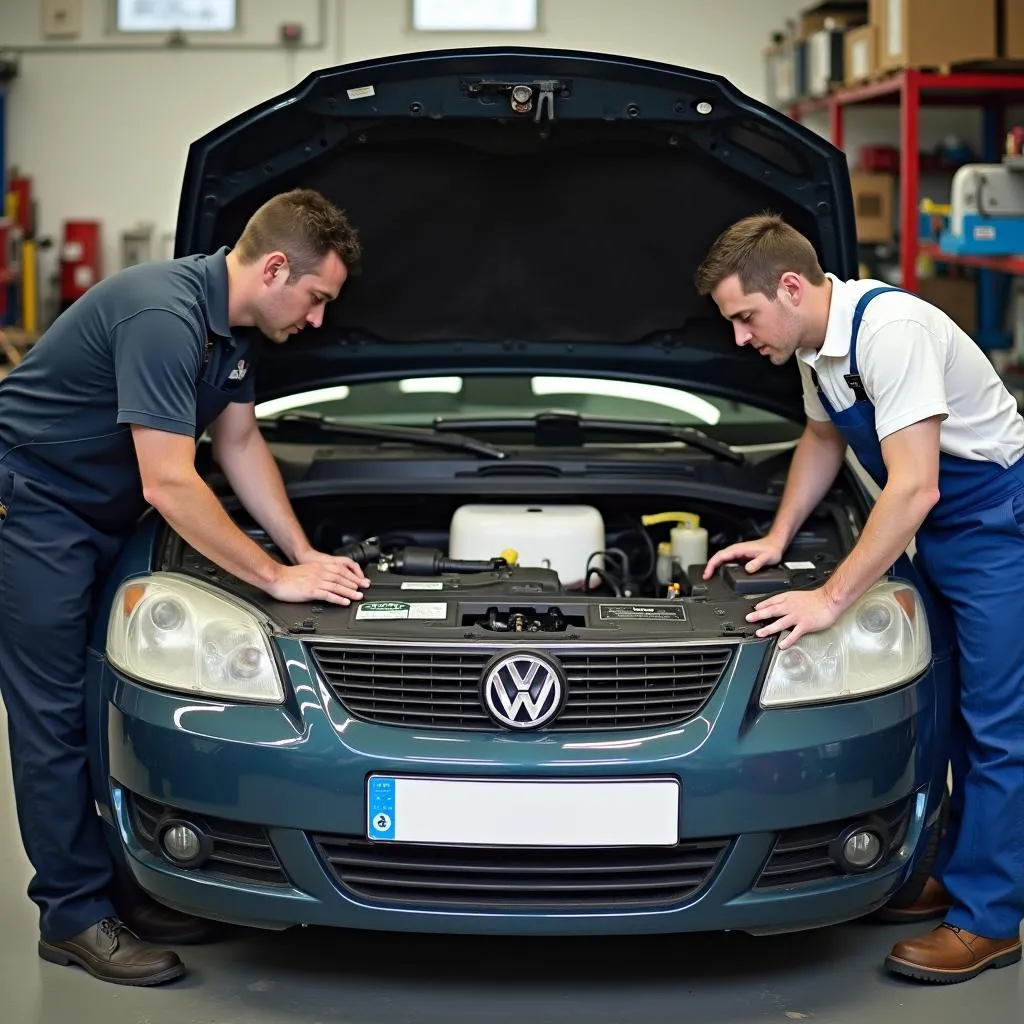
[366, 776, 680, 846]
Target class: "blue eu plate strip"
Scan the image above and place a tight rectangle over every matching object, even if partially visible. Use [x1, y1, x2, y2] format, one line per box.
[368, 776, 396, 840]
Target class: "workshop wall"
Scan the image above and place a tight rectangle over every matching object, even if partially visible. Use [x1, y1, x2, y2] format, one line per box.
[4, 0, 807, 296]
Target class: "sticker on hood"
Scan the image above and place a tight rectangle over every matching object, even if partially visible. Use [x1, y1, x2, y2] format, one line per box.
[355, 601, 448, 621]
[599, 604, 686, 621]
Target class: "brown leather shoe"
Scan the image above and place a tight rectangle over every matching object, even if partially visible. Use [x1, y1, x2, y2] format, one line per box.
[38, 917, 185, 987]
[875, 877, 953, 923]
[886, 923, 1022, 983]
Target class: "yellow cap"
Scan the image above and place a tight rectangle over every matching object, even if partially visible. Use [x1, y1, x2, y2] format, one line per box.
[641, 511, 701, 529]
[500, 548, 519, 565]
[658, 541, 672, 555]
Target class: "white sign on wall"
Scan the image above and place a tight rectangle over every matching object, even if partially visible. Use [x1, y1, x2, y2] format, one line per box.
[412, 0, 538, 32]
[116, 0, 238, 33]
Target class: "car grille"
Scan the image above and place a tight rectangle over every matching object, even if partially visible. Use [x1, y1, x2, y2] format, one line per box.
[308, 643, 734, 731]
[126, 792, 290, 887]
[312, 835, 732, 910]
[754, 796, 915, 889]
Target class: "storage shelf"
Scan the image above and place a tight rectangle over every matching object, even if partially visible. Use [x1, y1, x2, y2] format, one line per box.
[785, 67, 1024, 304]
[787, 67, 1024, 118]
[920, 243, 1024, 276]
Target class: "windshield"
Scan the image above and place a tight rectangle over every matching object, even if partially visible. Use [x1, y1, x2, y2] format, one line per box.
[254, 375, 800, 444]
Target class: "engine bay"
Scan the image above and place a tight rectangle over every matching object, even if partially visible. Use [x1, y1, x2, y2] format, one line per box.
[164, 489, 859, 642]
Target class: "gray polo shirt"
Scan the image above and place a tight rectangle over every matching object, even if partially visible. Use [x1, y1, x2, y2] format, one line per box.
[0, 247, 259, 532]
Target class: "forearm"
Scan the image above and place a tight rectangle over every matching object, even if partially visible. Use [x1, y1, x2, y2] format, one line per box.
[146, 471, 284, 590]
[768, 426, 847, 547]
[214, 430, 313, 563]
[822, 481, 938, 612]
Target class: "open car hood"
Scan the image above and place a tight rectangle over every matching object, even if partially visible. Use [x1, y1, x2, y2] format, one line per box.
[175, 46, 858, 420]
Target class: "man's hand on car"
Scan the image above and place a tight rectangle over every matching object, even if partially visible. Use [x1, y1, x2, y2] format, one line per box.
[744, 587, 841, 650]
[295, 548, 370, 585]
[702, 534, 840, 648]
[267, 550, 371, 605]
[702, 535, 785, 579]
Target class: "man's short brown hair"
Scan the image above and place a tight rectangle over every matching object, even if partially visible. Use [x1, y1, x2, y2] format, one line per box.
[695, 213, 824, 298]
[234, 188, 362, 279]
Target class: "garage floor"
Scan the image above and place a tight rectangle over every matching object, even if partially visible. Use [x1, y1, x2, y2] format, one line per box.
[0, 710, 1020, 1023]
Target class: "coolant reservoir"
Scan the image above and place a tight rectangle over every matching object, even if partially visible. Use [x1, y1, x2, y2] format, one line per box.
[641, 511, 709, 571]
[449, 504, 605, 587]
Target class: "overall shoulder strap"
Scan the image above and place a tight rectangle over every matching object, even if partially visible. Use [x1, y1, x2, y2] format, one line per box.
[846, 285, 904, 400]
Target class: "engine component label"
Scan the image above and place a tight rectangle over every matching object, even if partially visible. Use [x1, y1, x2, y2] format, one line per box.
[598, 604, 687, 621]
[784, 561, 816, 570]
[355, 601, 448, 621]
[400, 581, 444, 591]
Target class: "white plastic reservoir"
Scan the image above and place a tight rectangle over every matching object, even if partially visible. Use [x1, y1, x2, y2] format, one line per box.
[449, 504, 606, 587]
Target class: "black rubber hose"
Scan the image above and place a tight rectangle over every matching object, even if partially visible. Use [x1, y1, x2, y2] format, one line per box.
[391, 547, 506, 575]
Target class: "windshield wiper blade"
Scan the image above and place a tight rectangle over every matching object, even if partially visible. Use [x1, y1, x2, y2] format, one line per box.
[258, 411, 508, 460]
[432, 411, 744, 465]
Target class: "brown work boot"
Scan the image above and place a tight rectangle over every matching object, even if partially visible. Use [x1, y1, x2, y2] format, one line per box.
[875, 877, 953, 923]
[886, 923, 1022, 984]
[38, 917, 185, 987]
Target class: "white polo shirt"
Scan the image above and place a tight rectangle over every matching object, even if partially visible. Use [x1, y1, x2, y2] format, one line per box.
[796, 274, 1024, 468]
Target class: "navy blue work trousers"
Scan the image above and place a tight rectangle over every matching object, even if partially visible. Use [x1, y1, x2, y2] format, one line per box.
[0, 468, 126, 940]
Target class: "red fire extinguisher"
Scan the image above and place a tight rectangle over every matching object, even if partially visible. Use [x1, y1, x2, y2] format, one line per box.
[60, 220, 101, 310]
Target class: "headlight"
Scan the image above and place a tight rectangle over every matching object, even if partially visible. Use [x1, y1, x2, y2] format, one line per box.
[760, 580, 931, 708]
[106, 574, 284, 703]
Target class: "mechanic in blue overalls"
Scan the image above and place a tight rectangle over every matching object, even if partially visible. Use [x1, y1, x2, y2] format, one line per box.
[697, 213, 1023, 985]
[0, 188, 370, 987]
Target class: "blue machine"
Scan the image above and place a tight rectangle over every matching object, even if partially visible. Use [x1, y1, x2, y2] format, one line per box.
[940, 161, 1024, 256]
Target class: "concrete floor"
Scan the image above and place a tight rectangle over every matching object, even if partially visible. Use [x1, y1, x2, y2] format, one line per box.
[0, 708, 1020, 1023]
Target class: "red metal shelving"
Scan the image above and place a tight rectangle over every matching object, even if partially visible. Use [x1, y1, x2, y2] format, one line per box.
[918, 242, 1024, 275]
[786, 68, 1024, 292]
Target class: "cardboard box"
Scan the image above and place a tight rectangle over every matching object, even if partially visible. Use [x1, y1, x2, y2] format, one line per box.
[1003, 0, 1024, 59]
[878, 0, 997, 71]
[851, 172, 894, 242]
[797, 1, 868, 39]
[846, 23, 877, 83]
[807, 26, 847, 95]
[916, 276, 977, 335]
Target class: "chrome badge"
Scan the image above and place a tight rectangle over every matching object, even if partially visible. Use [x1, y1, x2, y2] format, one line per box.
[481, 652, 566, 729]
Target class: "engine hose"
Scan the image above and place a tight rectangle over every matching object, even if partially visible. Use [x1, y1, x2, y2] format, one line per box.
[334, 539, 383, 564]
[390, 547, 506, 575]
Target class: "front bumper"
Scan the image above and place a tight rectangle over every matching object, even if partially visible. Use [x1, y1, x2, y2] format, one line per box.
[99, 638, 944, 936]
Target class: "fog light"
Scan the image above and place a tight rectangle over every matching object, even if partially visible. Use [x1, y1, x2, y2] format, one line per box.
[162, 823, 202, 863]
[843, 830, 882, 869]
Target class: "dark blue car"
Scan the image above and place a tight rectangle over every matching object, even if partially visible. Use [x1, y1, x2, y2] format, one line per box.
[87, 47, 952, 938]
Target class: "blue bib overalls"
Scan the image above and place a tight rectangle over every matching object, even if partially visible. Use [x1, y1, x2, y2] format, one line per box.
[812, 286, 1024, 940]
[0, 355, 246, 941]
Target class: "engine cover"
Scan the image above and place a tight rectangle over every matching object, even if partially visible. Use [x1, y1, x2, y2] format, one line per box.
[173, 541, 841, 642]
[322, 555, 841, 640]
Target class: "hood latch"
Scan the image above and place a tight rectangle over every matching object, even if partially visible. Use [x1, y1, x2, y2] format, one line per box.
[462, 78, 569, 123]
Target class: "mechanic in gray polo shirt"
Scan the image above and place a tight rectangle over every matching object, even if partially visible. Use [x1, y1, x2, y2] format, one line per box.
[0, 188, 370, 987]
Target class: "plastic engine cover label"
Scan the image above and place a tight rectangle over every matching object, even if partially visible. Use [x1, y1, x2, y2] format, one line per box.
[355, 601, 447, 621]
[599, 604, 687, 621]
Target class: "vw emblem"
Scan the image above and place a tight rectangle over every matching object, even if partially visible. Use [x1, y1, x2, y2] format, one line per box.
[481, 651, 566, 730]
